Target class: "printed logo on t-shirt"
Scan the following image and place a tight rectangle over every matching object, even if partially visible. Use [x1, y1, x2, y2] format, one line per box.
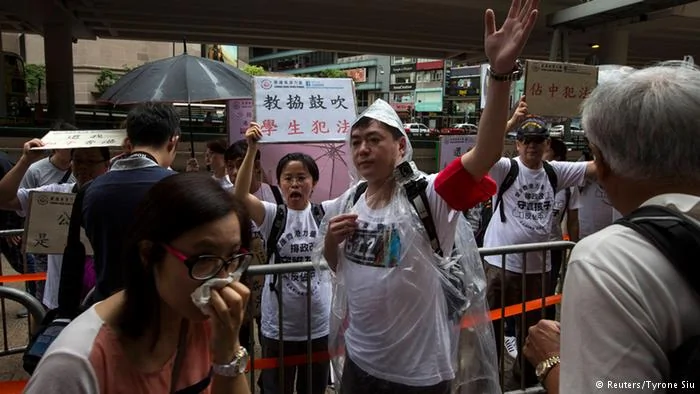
[344, 220, 401, 268]
[276, 229, 320, 296]
[512, 183, 555, 232]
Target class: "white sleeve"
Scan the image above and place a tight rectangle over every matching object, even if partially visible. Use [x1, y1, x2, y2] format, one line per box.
[15, 184, 71, 218]
[19, 166, 38, 190]
[15, 188, 31, 217]
[568, 187, 582, 211]
[24, 352, 99, 394]
[258, 201, 281, 241]
[551, 161, 588, 190]
[560, 256, 667, 392]
[488, 157, 512, 186]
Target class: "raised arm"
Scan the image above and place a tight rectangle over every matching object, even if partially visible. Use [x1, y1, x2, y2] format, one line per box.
[460, 0, 539, 179]
[232, 124, 266, 226]
[0, 139, 45, 212]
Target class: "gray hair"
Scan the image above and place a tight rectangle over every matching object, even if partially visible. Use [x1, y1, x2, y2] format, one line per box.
[582, 61, 700, 183]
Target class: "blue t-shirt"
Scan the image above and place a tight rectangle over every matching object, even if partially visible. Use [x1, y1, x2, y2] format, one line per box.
[82, 165, 174, 301]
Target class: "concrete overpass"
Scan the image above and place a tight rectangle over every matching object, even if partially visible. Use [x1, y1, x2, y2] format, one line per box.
[0, 0, 699, 120]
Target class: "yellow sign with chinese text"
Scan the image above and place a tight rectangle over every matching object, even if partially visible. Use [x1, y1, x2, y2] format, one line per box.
[23, 192, 94, 255]
[524, 60, 598, 118]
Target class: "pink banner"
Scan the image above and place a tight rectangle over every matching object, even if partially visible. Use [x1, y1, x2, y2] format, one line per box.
[259, 142, 351, 203]
[227, 99, 254, 142]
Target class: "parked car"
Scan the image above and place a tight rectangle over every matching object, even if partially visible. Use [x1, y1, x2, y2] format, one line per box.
[403, 123, 430, 136]
[439, 123, 478, 135]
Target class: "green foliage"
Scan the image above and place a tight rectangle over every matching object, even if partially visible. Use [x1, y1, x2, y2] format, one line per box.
[25, 64, 46, 94]
[317, 69, 348, 78]
[242, 64, 266, 76]
[95, 69, 118, 94]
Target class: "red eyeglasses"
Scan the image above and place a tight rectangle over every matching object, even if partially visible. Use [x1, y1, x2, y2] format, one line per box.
[163, 244, 252, 281]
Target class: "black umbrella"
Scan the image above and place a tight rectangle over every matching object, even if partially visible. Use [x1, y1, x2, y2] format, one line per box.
[99, 51, 253, 155]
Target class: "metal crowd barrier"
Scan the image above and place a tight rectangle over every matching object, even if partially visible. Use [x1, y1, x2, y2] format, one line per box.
[0, 228, 574, 394]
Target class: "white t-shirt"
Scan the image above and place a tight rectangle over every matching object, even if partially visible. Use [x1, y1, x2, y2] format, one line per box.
[16, 183, 76, 309]
[484, 158, 587, 273]
[213, 174, 233, 190]
[560, 194, 700, 392]
[550, 186, 581, 241]
[259, 201, 332, 341]
[326, 174, 457, 386]
[578, 180, 614, 238]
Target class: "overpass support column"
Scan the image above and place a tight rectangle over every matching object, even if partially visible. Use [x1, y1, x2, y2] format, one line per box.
[600, 29, 629, 65]
[44, 5, 75, 124]
[0, 27, 7, 118]
[549, 28, 570, 62]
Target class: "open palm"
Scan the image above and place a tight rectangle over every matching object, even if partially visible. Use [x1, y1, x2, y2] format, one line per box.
[485, 0, 539, 74]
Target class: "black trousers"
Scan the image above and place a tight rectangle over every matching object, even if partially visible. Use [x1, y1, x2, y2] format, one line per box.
[340, 355, 450, 394]
[261, 335, 329, 394]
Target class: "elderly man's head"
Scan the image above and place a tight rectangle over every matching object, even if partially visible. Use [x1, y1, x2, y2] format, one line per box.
[582, 61, 700, 212]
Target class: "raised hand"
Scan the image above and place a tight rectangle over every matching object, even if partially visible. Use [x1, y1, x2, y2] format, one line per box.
[21, 138, 46, 164]
[244, 122, 263, 150]
[507, 96, 528, 130]
[485, 0, 539, 74]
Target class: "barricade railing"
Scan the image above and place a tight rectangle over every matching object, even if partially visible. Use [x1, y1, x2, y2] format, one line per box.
[0, 232, 574, 394]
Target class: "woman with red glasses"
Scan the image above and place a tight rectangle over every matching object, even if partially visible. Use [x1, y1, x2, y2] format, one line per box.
[25, 172, 253, 394]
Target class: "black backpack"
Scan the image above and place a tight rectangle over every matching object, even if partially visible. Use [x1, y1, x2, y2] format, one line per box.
[616, 205, 700, 391]
[266, 203, 326, 294]
[23, 181, 92, 374]
[474, 159, 558, 246]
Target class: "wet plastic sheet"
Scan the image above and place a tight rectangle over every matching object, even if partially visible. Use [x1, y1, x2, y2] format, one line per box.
[311, 99, 499, 393]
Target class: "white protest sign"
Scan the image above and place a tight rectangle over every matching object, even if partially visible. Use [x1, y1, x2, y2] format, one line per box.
[227, 99, 254, 143]
[23, 192, 94, 255]
[524, 60, 598, 118]
[32, 129, 126, 150]
[253, 76, 357, 143]
[438, 134, 477, 170]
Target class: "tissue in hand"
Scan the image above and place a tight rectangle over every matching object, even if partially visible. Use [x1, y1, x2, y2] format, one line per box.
[191, 274, 236, 315]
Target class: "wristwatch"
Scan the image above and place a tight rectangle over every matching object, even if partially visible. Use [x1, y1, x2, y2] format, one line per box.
[535, 355, 561, 382]
[212, 347, 249, 377]
[488, 61, 524, 82]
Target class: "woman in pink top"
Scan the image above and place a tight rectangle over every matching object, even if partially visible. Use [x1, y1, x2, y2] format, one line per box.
[25, 173, 254, 394]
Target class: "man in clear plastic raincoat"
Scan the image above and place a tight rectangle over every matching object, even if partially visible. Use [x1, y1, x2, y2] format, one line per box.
[312, 2, 540, 392]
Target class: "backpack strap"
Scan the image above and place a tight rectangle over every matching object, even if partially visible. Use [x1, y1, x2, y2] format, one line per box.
[615, 205, 700, 294]
[271, 185, 284, 205]
[353, 182, 368, 205]
[494, 158, 519, 223]
[560, 187, 572, 224]
[311, 203, 325, 226]
[542, 161, 559, 194]
[56, 180, 92, 318]
[403, 177, 443, 257]
[266, 204, 287, 294]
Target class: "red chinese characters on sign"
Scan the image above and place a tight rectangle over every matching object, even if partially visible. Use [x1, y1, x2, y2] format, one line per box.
[261, 119, 278, 136]
[312, 120, 330, 134]
[562, 86, 576, 99]
[336, 120, 350, 134]
[288, 120, 303, 135]
[578, 86, 592, 99]
[548, 84, 559, 98]
[529, 82, 543, 96]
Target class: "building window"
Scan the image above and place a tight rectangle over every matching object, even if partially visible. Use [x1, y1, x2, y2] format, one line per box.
[391, 72, 415, 84]
[392, 92, 414, 103]
[416, 70, 443, 82]
[356, 91, 369, 107]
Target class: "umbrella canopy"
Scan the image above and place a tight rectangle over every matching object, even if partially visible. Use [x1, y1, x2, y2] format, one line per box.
[99, 53, 253, 105]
